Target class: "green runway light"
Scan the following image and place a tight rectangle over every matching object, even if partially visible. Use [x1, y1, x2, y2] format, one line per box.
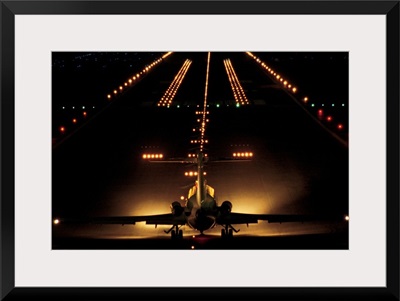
[311, 104, 315, 107]
[177, 105, 180, 108]
[216, 104, 220, 108]
[236, 103, 240, 108]
[332, 104, 335, 107]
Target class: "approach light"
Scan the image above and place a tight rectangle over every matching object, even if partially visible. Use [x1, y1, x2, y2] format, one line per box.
[107, 94, 111, 99]
[292, 87, 297, 93]
[345, 215, 350, 221]
[53, 219, 60, 225]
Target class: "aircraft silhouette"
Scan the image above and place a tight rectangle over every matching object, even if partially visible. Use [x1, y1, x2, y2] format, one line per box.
[53, 149, 346, 239]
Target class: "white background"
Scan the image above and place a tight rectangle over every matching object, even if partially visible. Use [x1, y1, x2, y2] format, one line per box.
[15, 15, 386, 287]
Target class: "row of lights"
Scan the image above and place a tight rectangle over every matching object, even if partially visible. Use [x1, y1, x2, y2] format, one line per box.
[233, 152, 254, 158]
[142, 154, 164, 159]
[58, 111, 88, 134]
[107, 52, 173, 101]
[224, 59, 250, 106]
[157, 59, 192, 107]
[184, 171, 207, 177]
[190, 139, 209, 144]
[316, 108, 344, 130]
[246, 52, 297, 94]
[247, 52, 345, 132]
[61, 105, 95, 110]
[199, 52, 212, 153]
[188, 153, 208, 158]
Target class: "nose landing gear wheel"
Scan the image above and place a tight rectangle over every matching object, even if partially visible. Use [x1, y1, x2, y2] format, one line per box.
[221, 225, 239, 238]
[165, 225, 184, 239]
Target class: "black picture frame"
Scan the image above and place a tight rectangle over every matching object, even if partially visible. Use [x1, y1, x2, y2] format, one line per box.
[1, 1, 398, 300]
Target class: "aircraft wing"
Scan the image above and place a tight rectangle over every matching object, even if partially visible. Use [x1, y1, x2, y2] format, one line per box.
[216, 213, 344, 225]
[55, 213, 186, 226]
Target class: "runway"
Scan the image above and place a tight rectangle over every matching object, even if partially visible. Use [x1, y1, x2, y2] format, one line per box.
[52, 52, 348, 249]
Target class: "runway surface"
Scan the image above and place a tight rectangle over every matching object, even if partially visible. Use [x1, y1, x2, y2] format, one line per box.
[52, 52, 348, 249]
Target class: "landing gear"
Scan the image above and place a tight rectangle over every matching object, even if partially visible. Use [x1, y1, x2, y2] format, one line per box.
[221, 225, 239, 238]
[164, 225, 183, 240]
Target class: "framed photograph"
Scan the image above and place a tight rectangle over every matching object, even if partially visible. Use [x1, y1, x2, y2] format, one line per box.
[2, 0, 398, 300]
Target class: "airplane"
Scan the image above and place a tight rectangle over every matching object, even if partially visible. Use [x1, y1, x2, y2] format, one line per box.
[53, 149, 347, 239]
[53, 53, 347, 239]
